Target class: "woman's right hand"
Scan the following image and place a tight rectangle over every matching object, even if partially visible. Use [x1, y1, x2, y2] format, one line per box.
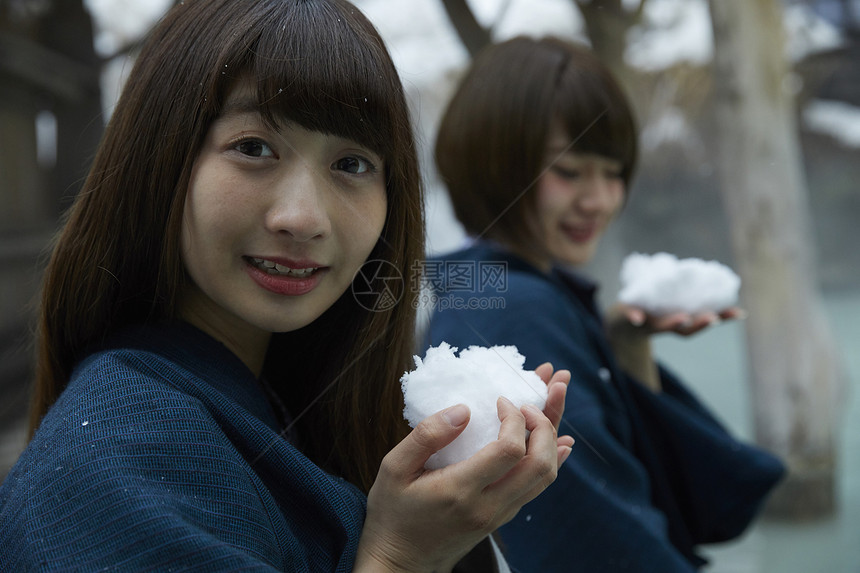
[354, 369, 572, 573]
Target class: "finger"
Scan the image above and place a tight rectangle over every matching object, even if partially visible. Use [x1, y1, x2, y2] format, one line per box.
[677, 312, 719, 335]
[625, 307, 647, 327]
[548, 368, 571, 387]
[719, 307, 746, 321]
[543, 379, 568, 431]
[522, 403, 559, 456]
[653, 312, 690, 331]
[534, 362, 554, 384]
[383, 404, 470, 479]
[698, 312, 721, 326]
[484, 404, 558, 503]
[463, 397, 527, 486]
[557, 443, 573, 466]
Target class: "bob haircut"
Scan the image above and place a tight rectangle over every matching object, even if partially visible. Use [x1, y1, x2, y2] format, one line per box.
[435, 36, 637, 252]
[33, 0, 423, 492]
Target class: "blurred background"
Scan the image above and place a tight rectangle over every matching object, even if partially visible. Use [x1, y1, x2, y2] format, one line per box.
[1, 0, 857, 571]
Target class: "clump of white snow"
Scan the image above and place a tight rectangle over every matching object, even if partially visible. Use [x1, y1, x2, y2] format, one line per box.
[401, 343, 547, 469]
[618, 252, 740, 315]
[625, 0, 713, 72]
[803, 100, 860, 148]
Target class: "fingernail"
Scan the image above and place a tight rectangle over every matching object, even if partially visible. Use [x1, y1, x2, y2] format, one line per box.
[630, 314, 645, 327]
[442, 404, 469, 427]
[560, 446, 573, 464]
[522, 404, 542, 416]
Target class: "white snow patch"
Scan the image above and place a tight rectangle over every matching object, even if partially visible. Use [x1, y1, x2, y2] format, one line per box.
[84, 0, 173, 56]
[784, 4, 844, 62]
[625, 0, 713, 71]
[804, 100, 860, 147]
[401, 343, 547, 469]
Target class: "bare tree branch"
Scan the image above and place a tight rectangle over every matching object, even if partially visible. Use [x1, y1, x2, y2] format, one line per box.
[440, 0, 492, 58]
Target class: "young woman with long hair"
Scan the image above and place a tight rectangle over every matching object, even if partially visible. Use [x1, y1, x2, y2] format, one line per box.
[0, 3, 572, 570]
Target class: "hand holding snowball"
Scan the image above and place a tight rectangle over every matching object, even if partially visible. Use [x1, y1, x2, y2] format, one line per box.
[355, 356, 572, 572]
[609, 252, 745, 392]
[614, 252, 745, 337]
[401, 344, 561, 469]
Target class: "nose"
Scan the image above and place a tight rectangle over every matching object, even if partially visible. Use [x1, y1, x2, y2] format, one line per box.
[577, 173, 619, 213]
[265, 165, 332, 241]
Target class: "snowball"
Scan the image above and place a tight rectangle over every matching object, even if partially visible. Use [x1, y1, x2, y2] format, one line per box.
[401, 343, 548, 469]
[618, 252, 740, 315]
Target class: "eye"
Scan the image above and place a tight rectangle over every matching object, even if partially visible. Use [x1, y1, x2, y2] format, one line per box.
[604, 168, 624, 180]
[234, 138, 274, 158]
[550, 165, 580, 180]
[333, 155, 376, 174]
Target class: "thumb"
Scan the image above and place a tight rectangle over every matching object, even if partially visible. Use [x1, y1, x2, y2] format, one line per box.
[386, 404, 470, 477]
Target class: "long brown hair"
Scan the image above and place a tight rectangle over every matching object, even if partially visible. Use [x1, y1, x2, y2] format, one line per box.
[435, 36, 637, 250]
[33, 0, 423, 492]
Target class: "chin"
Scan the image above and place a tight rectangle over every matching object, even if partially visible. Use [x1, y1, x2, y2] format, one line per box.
[557, 248, 596, 268]
[253, 306, 328, 334]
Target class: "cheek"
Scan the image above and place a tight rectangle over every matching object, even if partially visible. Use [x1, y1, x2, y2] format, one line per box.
[342, 191, 388, 258]
[535, 177, 569, 222]
[610, 185, 626, 214]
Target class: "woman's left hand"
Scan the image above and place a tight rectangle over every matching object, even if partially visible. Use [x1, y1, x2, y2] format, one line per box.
[612, 304, 745, 338]
[606, 304, 745, 392]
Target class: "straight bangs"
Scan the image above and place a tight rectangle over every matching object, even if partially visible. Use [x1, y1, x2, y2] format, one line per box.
[204, 0, 400, 164]
[552, 43, 638, 183]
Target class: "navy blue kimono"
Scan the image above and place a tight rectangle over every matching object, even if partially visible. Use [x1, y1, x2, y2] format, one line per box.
[0, 323, 366, 571]
[426, 241, 785, 572]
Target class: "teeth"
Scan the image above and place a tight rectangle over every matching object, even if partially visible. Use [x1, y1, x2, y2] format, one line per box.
[250, 258, 317, 277]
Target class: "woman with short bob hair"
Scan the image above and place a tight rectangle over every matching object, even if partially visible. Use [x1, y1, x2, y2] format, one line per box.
[0, 3, 573, 570]
[429, 36, 784, 572]
[435, 36, 637, 261]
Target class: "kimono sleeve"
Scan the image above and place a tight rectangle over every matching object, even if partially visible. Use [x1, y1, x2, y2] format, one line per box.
[0, 353, 290, 571]
[625, 366, 786, 543]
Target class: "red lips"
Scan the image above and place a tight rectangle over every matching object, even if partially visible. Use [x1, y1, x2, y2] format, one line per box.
[561, 223, 597, 243]
[243, 256, 328, 296]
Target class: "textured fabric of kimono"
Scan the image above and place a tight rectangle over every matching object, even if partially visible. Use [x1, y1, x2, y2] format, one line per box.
[0, 322, 366, 571]
[426, 241, 785, 572]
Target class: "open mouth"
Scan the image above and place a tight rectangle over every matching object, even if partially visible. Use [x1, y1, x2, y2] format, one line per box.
[561, 223, 596, 243]
[246, 257, 318, 278]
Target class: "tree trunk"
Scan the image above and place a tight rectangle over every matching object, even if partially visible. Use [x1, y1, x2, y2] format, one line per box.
[440, 0, 492, 57]
[574, 0, 645, 82]
[708, 0, 844, 518]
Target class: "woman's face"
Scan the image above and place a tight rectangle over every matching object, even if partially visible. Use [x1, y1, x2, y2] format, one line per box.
[529, 124, 626, 270]
[179, 81, 387, 370]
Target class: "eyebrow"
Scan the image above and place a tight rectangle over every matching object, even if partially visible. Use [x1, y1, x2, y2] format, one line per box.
[220, 96, 263, 119]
